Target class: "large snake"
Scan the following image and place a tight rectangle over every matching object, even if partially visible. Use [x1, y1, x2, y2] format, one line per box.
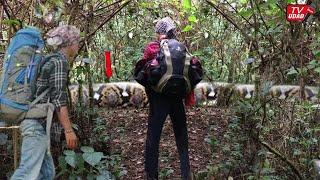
[69, 82, 319, 107]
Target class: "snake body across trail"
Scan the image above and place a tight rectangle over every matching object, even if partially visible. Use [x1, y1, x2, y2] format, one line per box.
[69, 82, 319, 107]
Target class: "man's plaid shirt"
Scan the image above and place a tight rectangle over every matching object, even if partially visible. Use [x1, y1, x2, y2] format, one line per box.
[35, 52, 69, 110]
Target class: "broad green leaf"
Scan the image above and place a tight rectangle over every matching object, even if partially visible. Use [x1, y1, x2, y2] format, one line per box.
[188, 15, 198, 23]
[287, 67, 298, 75]
[76, 153, 85, 169]
[240, 0, 248, 4]
[58, 156, 67, 169]
[81, 146, 95, 153]
[83, 152, 103, 166]
[307, 60, 318, 69]
[182, 0, 191, 10]
[313, 50, 320, 58]
[314, 67, 320, 74]
[182, 25, 193, 32]
[309, 60, 318, 66]
[237, 9, 253, 19]
[63, 150, 75, 156]
[65, 155, 76, 168]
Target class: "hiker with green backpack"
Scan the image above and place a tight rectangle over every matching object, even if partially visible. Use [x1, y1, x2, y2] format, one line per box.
[0, 25, 80, 179]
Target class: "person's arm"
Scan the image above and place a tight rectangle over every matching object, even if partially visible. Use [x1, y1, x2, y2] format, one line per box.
[57, 106, 77, 149]
[49, 58, 78, 149]
[185, 57, 203, 107]
[142, 41, 160, 62]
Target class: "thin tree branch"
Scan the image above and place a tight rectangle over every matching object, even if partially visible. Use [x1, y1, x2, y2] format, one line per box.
[259, 140, 303, 180]
[79, 0, 132, 52]
[206, 0, 268, 69]
[94, 0, 105, 10]
[224, 0, 255, 28]
[253, 0, 269, 30]
[94, 0, 123, 13]
[88, 0, 132, 38]
[0, 5, 3, 38]
[205, 0, 251, 43]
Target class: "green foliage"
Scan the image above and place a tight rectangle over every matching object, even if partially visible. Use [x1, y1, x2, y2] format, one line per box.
[57, 146, 126, 179]
[182, 0, 191, 10]
[81, 146, 104, 166]
[204, 135, 218, 153]
[182, 25, 193, 32]
[188, 15, 198, 23]
[314, 50, 320, 59]
[159, 167, 174, 179]
[287, 67, 298, 75]
[3, 19, 21, 26]
[91, 116, 110, 145]
[199, 91, 320, 179]
[287, 58, 320, 78]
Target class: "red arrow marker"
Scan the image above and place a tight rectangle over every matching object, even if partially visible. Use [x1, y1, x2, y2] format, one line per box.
[104, 51, 112, 78]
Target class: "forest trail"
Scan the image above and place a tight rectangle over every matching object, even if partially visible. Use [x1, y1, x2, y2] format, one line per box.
[103, 107, 228, 179]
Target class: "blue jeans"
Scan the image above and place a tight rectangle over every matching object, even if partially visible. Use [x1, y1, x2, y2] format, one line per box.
[11, 119, 55, 180]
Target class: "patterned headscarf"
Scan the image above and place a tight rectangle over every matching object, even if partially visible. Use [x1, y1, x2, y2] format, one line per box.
[46, 25, 80, 50]
[155, 17, 176, 35]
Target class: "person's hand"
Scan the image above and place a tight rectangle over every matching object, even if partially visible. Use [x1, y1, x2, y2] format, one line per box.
[65, 130, 78, 149]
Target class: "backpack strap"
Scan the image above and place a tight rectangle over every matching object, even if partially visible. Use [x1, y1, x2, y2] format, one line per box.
[24, 48, 37, 93]
[29, 88, 54, 155]
[46, 102, 55, 155]
[183, 54, 192, 92]
[184, 46, 195, 92]
[29, 88, 50, 107]
[153, 40, 173, 92]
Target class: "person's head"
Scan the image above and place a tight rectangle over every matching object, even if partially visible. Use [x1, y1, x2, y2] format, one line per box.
[155, 17, 176, 40]
[46, 25, 80, 60]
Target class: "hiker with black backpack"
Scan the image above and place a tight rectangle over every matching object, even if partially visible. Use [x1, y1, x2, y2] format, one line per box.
[134, 17, 203, 180]
[1, 25, 80, 179]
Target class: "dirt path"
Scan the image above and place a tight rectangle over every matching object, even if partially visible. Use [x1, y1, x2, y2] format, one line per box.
[103, 106, 228, 179]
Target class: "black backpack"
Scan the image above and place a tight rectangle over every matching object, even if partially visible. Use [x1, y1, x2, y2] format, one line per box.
[148, 39, 202, 97]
